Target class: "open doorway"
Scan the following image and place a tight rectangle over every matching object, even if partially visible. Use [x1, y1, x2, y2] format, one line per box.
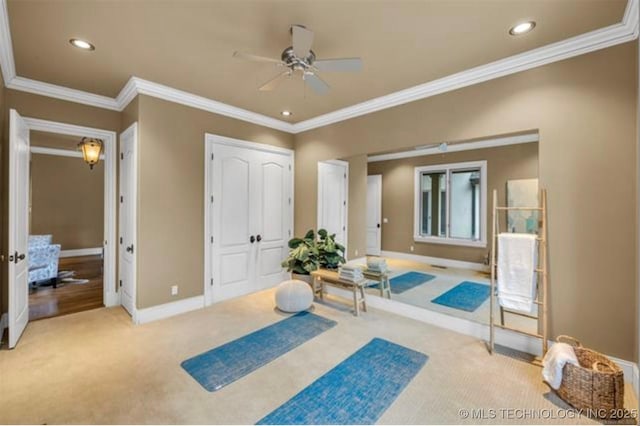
[28, 132, 105, 321]
[6, 110, 118, 348]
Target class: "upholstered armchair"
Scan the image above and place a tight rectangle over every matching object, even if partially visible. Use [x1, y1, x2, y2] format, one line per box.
[28, 235, 61, 285]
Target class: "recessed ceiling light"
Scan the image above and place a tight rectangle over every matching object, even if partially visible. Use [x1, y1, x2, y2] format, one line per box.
[69, 38, 95, 50]
[509, 21, 536, 36]
[281, 110, 292, 117]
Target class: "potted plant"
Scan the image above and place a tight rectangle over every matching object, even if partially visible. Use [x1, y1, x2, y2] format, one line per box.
[281, 229, 319, 284]
[317, 229, 346, 270]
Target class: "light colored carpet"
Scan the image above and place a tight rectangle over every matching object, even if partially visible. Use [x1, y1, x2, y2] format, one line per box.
[360, 257, 538, 333]
[0, 288, 636, 424]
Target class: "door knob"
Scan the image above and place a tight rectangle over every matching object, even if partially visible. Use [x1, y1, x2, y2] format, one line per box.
[126, 245, 134, 253]
[17, 253, 25, 262]
[377, 223, 381, 228]
[250, 235, 255, 243]
[256, 235, 262, 242]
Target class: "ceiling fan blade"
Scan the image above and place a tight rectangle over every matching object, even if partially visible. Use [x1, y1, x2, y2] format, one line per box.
[313, 58, 363, 73]
[233, 51, 283, 64]
[292, 25, 314, 58]
[259, 71, 290, 91]
[304, 72, 330, 95]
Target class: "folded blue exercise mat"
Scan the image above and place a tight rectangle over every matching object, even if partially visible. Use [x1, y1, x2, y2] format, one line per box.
[257, 338, 428, 425]
[431, 281, 491, 312]
[181, 311, 337, 392]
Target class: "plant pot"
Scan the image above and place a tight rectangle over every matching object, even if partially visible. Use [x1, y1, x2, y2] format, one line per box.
[291, 273, 313, 285]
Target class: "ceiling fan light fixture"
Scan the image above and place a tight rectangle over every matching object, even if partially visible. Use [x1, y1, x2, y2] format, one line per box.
[69, 38, 95, 50]
[509, 21, 536, 36]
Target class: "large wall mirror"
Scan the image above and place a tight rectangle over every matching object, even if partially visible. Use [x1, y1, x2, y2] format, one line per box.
[318, 133, 539, 334]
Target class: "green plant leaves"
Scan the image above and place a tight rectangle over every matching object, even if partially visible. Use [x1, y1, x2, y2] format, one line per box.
[282, 228, 346, 274]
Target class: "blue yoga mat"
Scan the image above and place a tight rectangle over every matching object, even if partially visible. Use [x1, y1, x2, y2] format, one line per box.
[387, 271, 436, 294]
[257, 338, 428, 425]
[431, 281, 490, 312]
[181, 311, 336, 392]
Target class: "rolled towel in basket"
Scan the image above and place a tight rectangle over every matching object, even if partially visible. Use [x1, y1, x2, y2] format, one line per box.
[542, 342, 579, 390]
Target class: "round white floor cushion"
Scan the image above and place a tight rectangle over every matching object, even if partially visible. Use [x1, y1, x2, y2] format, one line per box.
[275, 279, 313, 313]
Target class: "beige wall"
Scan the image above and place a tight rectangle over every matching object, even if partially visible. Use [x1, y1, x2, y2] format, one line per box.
[294, 42, 638, 361]
[30, 154, 104, 250]
[346, 154, 368, 259]
[1, 90, 121, 313]
[367, 143, 538, 263]
[135, 95, 294, 309]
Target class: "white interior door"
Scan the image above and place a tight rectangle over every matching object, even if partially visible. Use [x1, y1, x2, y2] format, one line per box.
[119, 123, 137, 316]
[8, 109, 30, 348]
[207, 139, 293, 303]
[366, 174, 382, 256]
[255, 151, 292, 289]
[317, 161, 348, 251]
[211, 143, 257, 302]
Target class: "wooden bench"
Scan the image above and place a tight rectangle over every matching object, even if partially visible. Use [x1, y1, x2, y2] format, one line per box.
[311, 269, 367, 316]
[362, 270, 391, 299]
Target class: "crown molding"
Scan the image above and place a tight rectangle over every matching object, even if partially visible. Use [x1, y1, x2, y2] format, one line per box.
[292, 0, 639, 133]
[367, 133, 539, 163]
[127, 77, 294, 133]
[7, 76, 121, 110]
[0, 0, 14, 84]
[0, 0, 636, 135]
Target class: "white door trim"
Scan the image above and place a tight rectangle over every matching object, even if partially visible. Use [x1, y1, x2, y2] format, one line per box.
[203, 133, 295, 306]
[118, 122, 138, 320]
[30, 145, 105, 160]
[22, 116, 118, 307]
[317, 160, 349, 256]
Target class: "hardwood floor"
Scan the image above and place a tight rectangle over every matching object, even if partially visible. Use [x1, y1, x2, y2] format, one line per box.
[29, 255, 104, 321]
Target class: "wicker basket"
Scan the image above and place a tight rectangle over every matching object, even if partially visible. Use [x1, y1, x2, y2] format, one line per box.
[555, 335, 624, 418]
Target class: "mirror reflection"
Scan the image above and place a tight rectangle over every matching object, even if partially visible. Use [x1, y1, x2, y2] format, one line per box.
[317, 134, 539, 333]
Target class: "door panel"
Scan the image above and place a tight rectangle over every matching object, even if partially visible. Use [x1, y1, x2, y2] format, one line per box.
[220, 252, 250, 285]
[261, 163, 284, 242]
[366, 175, 382, 256]
[119, 123, 137, 317]
[212, 144, 256, 301]
[220, 157, 251, 246]
[318, 162, 347, 249]
[255, 153, 291, 287]
[8, 109, 30, 348]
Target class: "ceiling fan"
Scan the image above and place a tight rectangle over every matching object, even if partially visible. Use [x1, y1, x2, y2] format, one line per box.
[233, 25, 363, 95]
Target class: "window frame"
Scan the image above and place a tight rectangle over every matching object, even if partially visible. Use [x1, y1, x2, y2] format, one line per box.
[413, 160, 487, 248]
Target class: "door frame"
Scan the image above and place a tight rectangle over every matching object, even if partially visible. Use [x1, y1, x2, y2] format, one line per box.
[118, 122, 138, 321]
[203, 133, 295, 307]
[367, 174, 382, 256]
[20, 116, 119, 308]
[317, 160, 349, 256]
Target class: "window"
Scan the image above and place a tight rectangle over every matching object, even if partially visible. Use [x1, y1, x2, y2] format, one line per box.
[414, 161, 487, 247]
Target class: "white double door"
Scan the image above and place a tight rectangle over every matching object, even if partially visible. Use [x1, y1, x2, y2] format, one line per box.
[209, 141, 293, 303]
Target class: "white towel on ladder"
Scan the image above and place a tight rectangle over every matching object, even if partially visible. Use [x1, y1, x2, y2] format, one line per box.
[497, 233, 538, 313]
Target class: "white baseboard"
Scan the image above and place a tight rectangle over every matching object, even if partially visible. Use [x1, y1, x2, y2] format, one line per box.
[380, 250, 489, 272]
[134, 295, 205, 325]
[59, 247, 103, 258]
[323, 286, 637, 386]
